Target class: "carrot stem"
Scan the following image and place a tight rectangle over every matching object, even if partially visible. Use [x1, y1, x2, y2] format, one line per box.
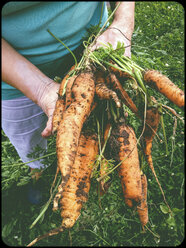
[47, 29, 78, 68]
[133, 68, 147, 95]
[29, 175, 61, 229]
[159, 105, 169, 155]
[8, 152, 56, 167]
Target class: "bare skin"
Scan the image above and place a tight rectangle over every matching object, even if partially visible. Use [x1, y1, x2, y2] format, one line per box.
[91, 2, 135, 57]
[2, 38, 60, 138]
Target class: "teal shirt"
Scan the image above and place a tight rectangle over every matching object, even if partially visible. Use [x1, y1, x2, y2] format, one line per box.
[2, 1, 108, 100]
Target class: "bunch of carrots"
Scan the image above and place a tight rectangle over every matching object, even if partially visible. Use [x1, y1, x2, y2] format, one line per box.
[27, 29, 184, 247]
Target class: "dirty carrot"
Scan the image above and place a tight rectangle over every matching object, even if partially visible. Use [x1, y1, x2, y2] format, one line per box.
[143, 106, 171, 212]
[143, 70, 184, 108]
[109, 121, 142, 206]
[137, 173, 148, 229]
[59, 65, 76, 96]
[143, 107, 160, 143]
[65, 74, 77, 108]
[56, 71, 95, 191]
[52, 65, 76, 133]
[95, 70, 121, 107]
[107, 73, 139, 117]
[52, 97, 65, 134]
[27, 132, 98, 247]
[61, 132, 98, 228]
[53, 183, 63, 211]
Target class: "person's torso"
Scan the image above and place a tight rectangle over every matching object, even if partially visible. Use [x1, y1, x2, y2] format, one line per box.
[2, 1, 107, 65]
[2, 1, 108, 100]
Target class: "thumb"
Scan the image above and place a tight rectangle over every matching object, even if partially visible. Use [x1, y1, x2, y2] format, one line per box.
[41, 115, 53, 138]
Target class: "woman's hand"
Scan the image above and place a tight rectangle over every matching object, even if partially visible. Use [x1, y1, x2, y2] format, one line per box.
[90, 2, 135, 57]
[90, 26, 132, 57]
[37, 81, 60, 138]
[2, 38, 60, 138]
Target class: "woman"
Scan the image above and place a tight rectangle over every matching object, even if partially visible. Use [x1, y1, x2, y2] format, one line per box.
[2, 1, 135, 203]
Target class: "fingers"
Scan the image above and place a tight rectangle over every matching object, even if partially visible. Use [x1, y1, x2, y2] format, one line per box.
[124, 47, 131, 58]
[89, 28, 132, 57]
[90, 38, 108, 52]
[41, 115, 53, 138]
[40, 82, 60, 138]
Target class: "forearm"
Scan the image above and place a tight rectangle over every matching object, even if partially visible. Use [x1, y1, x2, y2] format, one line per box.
[2, 38, 54, 106]
[110, 1, 135, 39]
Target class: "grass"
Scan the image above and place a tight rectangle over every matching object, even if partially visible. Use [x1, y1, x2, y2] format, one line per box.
[2, 2, 184, 246]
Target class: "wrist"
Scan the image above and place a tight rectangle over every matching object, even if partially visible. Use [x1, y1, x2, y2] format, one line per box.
[109, 23, 133, 41]
[110, 1, 135, 40]
[2, 38, 58, 109]
[107, 26, 132, 43]
[35, 78, 59, 113]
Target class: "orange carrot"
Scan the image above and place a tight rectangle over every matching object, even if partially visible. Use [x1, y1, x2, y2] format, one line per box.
[137, 174, 148, 228]
[65, 74, 77, 108]
[143, 70, 184, 108]
[143, 106, 170, 210]
[95, 70, 121, 108]
[143, 107, 160, 144]
[52, 65, 76, 133]
[28, 131, 98, 246]
[109, 121, 142, 206]
[143, 107, 160, 173]
[59, 65, 76, 96]
[107, 73, 139, 116]
[60, 132, 98, 228]
[52, 97, 65, 134]
[56, 71, 95, 191]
